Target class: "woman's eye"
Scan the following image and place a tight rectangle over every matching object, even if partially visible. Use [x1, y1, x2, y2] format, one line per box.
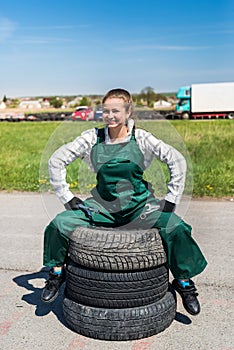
[103, 109, 120, 115]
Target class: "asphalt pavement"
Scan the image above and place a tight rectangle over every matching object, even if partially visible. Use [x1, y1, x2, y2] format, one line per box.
[0, 192, 233, 350]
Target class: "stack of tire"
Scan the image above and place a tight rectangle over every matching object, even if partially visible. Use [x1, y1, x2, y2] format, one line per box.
[63, 227, 177, 341]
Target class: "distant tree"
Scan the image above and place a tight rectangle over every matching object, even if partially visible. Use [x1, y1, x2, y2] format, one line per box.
[141, 86, 155, 95]
[3, 95, 7, 103]
[94, 99, 102, 107]
[10, 98, 20, 108]
[154, 93, 167, 101]
[50, 96, 63, 108]
[79, 96, 90, 106]
[139, 87, 157, 107]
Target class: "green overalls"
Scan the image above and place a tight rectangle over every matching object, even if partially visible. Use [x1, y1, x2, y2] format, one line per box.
[43, 128, 207, 279]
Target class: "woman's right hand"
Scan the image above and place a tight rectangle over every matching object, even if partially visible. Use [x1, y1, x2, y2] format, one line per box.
[64, 197, 84, 210]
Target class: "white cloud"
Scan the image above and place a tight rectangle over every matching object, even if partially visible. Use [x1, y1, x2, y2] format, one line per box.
[0, 17, 17, 43]
[11, 36, 76, 45]
[20, 24, 90, 30]
[116, 44, 213, 52]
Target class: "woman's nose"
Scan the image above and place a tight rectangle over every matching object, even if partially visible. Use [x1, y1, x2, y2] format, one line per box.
[108, 111, 115, 118]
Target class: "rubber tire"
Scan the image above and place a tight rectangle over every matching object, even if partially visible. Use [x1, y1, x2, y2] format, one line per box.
[181, 112, 189, 120]
[63, 288, 176, 341]
[65, 259, 169, 308]
[69, 227, 167, 271]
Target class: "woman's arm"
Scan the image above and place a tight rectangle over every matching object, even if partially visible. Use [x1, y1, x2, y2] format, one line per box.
[48, 128, 97, 204]
[135, 129, 187, 205]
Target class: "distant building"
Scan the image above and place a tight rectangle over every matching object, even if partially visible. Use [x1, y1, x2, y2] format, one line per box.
[40, 99, 50, 108]
[0, 101, 6, 109]
[154, 100, 172, 109]
[68, 96, 82, 107]
[19, 100, 42, 109]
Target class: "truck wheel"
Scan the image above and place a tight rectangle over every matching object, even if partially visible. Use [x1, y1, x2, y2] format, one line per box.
[65, 259, 169, 308]
[227, 113, 234, 120]
[68, 227, 167, 271]
[181, 112, 189, 120]
[63, 289, 177, 341]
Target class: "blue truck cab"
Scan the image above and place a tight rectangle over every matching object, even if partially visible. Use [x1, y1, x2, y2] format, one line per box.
[175, 86, 191, 119]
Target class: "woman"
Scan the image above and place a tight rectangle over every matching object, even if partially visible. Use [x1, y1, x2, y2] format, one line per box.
[41, 88, 207, 315]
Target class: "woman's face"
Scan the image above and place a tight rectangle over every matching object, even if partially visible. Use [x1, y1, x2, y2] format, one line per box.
[102, 97, 130, 128]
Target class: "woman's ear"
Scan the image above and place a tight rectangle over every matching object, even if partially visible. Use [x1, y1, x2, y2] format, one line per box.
[126, 102, 134, 116]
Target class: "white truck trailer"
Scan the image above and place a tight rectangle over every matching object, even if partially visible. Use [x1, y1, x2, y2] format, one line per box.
[175, 82, 234, 119]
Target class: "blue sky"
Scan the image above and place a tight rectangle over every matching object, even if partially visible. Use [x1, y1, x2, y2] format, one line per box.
[1, 0, 234, 97]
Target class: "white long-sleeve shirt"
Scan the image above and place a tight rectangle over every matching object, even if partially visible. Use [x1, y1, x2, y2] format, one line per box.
[48, 119, 187, 205]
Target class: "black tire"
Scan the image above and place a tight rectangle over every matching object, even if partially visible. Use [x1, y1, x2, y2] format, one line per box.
[63, 289, 177, 341]
[69, 227, 167, 271]
[65, 259, 169, 308]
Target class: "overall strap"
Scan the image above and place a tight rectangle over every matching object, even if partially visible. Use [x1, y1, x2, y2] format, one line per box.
[95, 125, 135, 142]
[95, 127, 105, 143]
[131, 125, 136, 140]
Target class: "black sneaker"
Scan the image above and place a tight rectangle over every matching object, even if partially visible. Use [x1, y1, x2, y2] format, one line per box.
[172, 279, 200, 315]
[41, 268, 66, 303]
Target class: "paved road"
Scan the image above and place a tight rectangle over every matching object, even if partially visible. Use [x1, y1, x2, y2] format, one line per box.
[0, 192, 233, 350]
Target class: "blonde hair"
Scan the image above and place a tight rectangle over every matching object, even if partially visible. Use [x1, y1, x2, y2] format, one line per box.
[102, 88, 133, 104]
[102, 88, 133, 114]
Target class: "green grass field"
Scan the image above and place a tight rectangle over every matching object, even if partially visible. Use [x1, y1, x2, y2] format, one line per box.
[0, 120, 233, 198]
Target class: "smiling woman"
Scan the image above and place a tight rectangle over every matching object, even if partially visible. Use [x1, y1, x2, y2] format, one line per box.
[101, 88, 133, 141]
